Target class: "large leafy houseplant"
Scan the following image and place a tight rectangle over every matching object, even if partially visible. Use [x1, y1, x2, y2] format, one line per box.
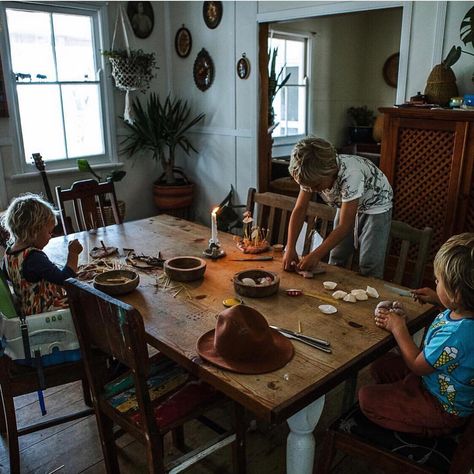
[121, 93, 205, 185]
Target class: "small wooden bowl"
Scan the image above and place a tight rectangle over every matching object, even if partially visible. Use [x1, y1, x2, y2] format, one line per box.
[93, 270, 139, 296]
[164, 256, 206, 282]
[233, 269, 280, 298]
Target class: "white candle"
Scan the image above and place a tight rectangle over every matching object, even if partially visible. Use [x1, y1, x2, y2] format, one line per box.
[210, 207, 219, 245]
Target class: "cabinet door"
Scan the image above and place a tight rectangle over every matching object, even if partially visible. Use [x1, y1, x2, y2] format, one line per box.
[380, 116, 467, 260]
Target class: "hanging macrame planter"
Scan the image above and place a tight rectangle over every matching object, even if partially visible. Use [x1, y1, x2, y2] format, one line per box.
[104, 5, 157, 123]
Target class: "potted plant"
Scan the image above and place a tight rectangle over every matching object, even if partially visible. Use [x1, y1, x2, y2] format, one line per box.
[121, 92, 205, 211]
[346, 106, 375, 143]
[77, 159, 127, 223]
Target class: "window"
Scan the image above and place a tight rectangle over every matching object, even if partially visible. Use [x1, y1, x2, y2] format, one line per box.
[269, 32, 308, 141]
[0, 2, 113, 170]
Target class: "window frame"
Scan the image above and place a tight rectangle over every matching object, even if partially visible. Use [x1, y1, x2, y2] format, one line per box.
[0, 1, 116, 175]
[269, 30, 311, 149]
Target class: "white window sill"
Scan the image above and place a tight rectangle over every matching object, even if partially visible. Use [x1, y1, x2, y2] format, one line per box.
[8, 162, 125, 182]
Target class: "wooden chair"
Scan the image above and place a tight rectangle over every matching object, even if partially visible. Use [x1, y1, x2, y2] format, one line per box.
[246, 188, 336, 255]
[55, 179, 122, 234]
[316, 406, 474, 474]
[0, 274, 93, 474]
[385, 220, 433, 289]
[65, 279, 246, 474]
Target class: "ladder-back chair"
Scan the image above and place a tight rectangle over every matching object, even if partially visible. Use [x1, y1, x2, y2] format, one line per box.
[0, 274, 93, 474]
[246, 188, 336, 254]
[65, 279, 246, 474]
[385, 220, 433, 289]
[55, 179, 122, 234]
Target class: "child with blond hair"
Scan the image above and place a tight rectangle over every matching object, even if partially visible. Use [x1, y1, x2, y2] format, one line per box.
[283, 137, 393, 278]
[1, 193, 82, 316]
[359, 233, 474, 436]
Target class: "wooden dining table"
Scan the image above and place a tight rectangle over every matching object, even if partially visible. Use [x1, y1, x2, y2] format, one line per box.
[46, 215, 437, 474]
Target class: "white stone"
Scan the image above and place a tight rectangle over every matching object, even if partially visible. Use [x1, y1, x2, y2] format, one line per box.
[332, 290, 347, 300]
[366, 286, 379, 298]
[241, 278, 256, 286]
[318, 304, 337, 314]
[323, 281, 337, 290]
[343, 293, 357, 303]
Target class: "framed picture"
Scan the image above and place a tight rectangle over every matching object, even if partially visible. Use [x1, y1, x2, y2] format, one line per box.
[175, 25, 192, 58]
[237, 54, 250, 80]
[203, 1, 223, 29]
[127, 1, 154, 39]
[193, 48, 214, 92]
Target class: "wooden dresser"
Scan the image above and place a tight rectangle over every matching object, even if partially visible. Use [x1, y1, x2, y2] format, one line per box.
[379, 107, 474, 262]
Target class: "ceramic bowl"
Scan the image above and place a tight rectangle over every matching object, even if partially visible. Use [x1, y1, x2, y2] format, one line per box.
[164, 256, 206, 282]
[93, 270, 139, 296]
[233, 269, 279, 298]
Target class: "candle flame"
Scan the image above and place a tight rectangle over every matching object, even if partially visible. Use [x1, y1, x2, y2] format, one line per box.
[212, 207, 219, 215]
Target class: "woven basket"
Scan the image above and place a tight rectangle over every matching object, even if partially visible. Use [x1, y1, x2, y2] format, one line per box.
[109, 57, 153, 92]
[424, 64, 458, 106]
[97, 200, 126, 226]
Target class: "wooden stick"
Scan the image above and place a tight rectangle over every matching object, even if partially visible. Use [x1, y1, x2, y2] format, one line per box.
[298, 321, 302, 333]
[100, 240, 107, 252]
[304, 291, 337, 305]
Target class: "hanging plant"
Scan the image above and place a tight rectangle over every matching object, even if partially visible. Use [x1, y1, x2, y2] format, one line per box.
[102, 48, 157, 92]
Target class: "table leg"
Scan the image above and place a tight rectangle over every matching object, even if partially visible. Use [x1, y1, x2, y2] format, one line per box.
[286, 395, 325, 474]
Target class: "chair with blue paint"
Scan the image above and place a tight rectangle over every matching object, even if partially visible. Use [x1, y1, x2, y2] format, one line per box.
[0, 272, 93, 474]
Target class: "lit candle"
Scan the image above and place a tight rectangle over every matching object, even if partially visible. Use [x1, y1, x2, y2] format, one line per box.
[210, 207, 219, 246]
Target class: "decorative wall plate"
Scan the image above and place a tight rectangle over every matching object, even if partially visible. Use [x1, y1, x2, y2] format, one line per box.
[127, 1, 154, 39]
[193, 48, 214, 91]
[237, 54, 250, 80]
[175, 25, 192, 58]
[203, 1, 223, 29]
[383, 52, 399, 88]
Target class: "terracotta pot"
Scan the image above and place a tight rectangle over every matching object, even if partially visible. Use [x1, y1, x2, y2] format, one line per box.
[153, 182, 194, 210]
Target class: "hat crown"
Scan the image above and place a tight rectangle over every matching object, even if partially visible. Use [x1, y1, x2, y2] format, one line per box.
[214, 305, 273, 362]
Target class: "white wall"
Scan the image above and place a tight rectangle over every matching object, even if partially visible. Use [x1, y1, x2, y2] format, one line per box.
[1, 1, 472, 227]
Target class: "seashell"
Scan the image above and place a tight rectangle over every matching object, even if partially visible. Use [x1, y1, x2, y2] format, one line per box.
[323, 281, 337, 290]
[318, 304, 337, 314]
[355, 292, 368, 301]
[241, 277, 256, 286]
[351, 289, 366, 295]
[343, 293, 357, 303]
[366, 286, 379, 298]
[332, 290, 348, 300]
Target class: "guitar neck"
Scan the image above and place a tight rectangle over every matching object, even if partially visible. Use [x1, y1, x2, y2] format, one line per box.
[39, 170, 55, 205]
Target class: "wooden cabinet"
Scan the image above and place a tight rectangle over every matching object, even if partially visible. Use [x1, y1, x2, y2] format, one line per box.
[379, 107, 474, 261]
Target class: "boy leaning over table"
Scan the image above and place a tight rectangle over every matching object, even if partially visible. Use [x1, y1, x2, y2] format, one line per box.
[282, 137, 393, 279]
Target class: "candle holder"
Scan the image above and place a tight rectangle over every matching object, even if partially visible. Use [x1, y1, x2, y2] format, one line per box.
[203, 242, 226, 259]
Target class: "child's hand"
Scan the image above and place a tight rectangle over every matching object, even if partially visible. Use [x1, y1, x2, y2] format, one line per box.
[374, 305, 407, 333]
[297, 251, 320, 271]
[68, 239, 83, 255]
[283, 248, 299, 271]
[412, 287, 440, 306]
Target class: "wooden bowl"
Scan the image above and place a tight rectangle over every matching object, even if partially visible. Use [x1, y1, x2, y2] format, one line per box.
[93, 270, 139, 296]
[164, 256, 206, 282]
[233, 269, 280, 298]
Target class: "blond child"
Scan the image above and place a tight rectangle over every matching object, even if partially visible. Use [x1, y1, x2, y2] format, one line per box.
[283, 137, 393, 278]
[1, 193, 82, 316]
[359, 233, 474, 436]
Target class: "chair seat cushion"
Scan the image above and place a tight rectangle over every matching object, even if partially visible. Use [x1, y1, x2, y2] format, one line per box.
[334, 405, 461, 473]
[104, 356, 218, 429]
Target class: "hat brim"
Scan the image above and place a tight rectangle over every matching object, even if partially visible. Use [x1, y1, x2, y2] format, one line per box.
[196, 328, 294, 374]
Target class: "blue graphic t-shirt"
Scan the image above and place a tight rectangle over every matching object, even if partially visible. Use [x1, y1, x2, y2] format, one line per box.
[423, 310, 474, 417]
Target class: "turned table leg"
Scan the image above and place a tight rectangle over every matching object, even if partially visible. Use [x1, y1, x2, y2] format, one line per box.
[286, 396, 325, 474]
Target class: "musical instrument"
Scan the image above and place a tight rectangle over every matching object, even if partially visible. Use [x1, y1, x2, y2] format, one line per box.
[32, 153, 74, 235]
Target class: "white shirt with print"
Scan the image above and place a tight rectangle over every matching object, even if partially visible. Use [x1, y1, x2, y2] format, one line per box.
[314, 154, 393, 214]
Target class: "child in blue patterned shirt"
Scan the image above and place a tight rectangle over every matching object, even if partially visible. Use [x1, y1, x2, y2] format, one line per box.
[359, 233, 474, 436]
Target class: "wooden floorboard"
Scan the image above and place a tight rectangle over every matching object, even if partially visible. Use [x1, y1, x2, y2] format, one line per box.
[0, 371, 379, 474]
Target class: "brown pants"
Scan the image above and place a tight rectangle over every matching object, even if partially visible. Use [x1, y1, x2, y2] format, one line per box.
[358, 353, 466, 437]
